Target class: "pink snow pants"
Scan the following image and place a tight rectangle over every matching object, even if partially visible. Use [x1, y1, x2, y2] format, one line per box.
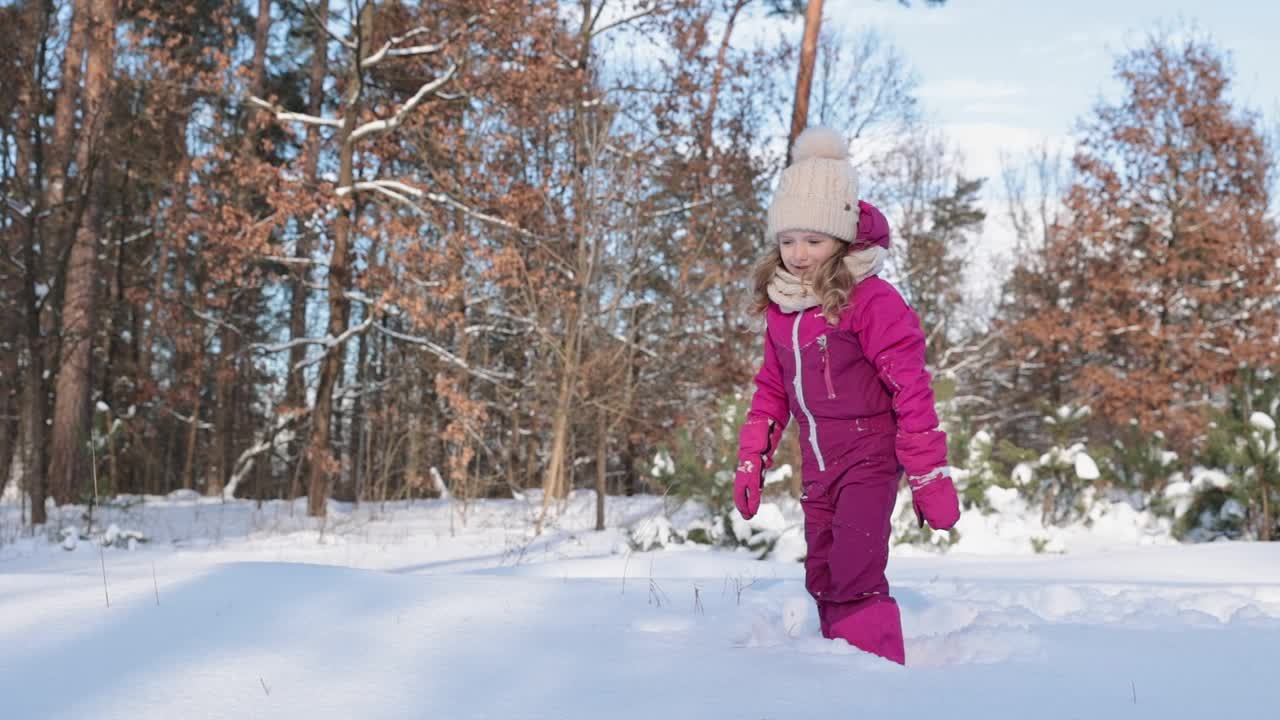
[801, 441, 906, 665]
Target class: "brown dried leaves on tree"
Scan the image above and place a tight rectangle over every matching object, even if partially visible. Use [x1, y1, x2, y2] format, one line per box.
[1001, 32, 1280, 452]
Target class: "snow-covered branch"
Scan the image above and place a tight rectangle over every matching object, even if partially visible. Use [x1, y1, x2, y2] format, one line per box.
[361, 27, 446, 68]
[336, 180, 430, 218]
[336, 180, 540, 240]
[257, 254, 327, 268]
[374, 323, 514, 384]
[2, 193, 32, 218]
[252, 314, 375, 355]
[324, 313, 376, 350]
[247, 95, 342, 128]
[610, 330, 658, 359]
[935, 334, 999, 374]
[120, 228, 154, 245]
[251, 336, 320, 355]
[349, 64, 458, 142]
[222, 407, 308, 500]
[166, 407, 214, 431]
[191, 308, 242, 336]
[645, 198, 714, 219]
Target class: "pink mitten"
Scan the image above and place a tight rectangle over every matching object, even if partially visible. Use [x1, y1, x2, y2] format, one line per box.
[908, 468, 960, 530]
[734, 418, 781, 520]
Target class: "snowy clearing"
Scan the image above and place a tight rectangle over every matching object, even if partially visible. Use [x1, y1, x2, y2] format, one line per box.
[2, 491, 1278, 719]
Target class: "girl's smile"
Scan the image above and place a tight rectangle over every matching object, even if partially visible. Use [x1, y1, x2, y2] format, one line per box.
[778, 230, 842, 279]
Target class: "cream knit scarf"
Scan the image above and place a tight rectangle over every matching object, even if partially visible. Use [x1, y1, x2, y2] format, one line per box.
[766, 245, 887, 313]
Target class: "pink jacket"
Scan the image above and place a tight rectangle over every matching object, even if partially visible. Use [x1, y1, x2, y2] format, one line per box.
[745, 276, 947, 481]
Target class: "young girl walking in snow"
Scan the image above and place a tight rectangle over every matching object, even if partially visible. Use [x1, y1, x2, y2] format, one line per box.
[734, 126, 960, 665]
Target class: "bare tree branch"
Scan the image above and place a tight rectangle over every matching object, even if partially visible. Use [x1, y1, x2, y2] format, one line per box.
[295, 0, 355, 49]
[590, 5, 661, 38]
[374, 323, 514, 384]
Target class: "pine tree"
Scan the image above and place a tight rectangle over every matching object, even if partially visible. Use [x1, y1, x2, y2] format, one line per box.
[1200, 368, 1280, 540]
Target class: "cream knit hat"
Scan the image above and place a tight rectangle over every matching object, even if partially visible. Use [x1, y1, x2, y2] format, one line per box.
[765, 126, 858, 243]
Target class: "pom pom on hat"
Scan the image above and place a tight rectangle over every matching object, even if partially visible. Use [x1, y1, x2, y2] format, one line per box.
[791, 126, 848, 163]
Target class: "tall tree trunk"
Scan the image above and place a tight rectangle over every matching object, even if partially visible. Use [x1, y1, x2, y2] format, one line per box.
[306, 2, 371, 518]
[209, 322, 235, 497]
[595, 408, 607, 531]
[19, 358, 48, 524]
[539, 17, 600, 526]
[351, 307, 369, 503]
[251, 0, 271, 96]
[47, 0, 118, 505]
[447, 227, 472, 503]
[541, 315, 580, 515]
[8, 0, 45, 514]
[180, 266, 207, 493]
[286, 0, 329, 500]
[180, 386, 202, 491]
[786, 0, 824, 162]
[44, 0, 90, 210]
[0, 357, 17, 498]
[139, 113, 192, 394]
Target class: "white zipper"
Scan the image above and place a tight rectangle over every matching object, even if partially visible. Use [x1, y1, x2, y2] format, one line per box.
[791, 312, 826, 471]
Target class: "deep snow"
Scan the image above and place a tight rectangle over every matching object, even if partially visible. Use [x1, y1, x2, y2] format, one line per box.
[1, 490, 1278, 719]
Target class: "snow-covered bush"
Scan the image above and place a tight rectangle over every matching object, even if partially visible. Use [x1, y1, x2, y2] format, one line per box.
[953, 429, 1031, 512]
[1164, 467, 1244, 541]
[1027, 404, 1102, 525]
[1187, 368, 1280, 541]
[1105, 422, 1180, 502]
[643, 393, 798, 554]
[628, 515, 680, 551]
[645, 394, 745, 518]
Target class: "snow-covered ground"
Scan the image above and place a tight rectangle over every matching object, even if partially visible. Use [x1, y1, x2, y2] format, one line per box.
[2, 490, 1278, 719]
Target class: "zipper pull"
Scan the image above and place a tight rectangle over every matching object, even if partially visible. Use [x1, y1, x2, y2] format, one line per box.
[818, 335, 836, 399]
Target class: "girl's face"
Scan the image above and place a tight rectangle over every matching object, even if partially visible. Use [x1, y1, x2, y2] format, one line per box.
[778, 230, 842, 280]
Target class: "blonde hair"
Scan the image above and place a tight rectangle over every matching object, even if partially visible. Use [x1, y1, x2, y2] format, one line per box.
[750, 239, 856, 324]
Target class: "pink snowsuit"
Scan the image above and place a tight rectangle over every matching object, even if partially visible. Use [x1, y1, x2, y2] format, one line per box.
[742, 273, 947, 665]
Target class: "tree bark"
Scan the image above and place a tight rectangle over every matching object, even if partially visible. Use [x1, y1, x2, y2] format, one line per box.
[19, 358, 48, 524]
[0, 358, 16, 499]
[306, 2, 371, 517]
[595, 408, 607, 531]
[47, 0, 118, 505]
[7, 0, 45, 515]
[541, 315, 579, 512]
[209, 324, 235, 497]
[786, 0, 824, 163]
[139, 117, 191, 384]
[286, 0, 328, 499]
[44, 0, 91, 210]
[352, 306, 369, 503]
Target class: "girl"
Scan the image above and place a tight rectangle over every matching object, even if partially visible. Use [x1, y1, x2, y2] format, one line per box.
[734, 126, 960, 665]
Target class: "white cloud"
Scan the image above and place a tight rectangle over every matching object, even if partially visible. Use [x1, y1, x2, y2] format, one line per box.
[826, 1, 955, 29]
[918, 79, 1027, 103]
[942, 122, 1072, 185]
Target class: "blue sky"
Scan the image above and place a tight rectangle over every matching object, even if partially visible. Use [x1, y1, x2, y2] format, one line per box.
[823, 0, 1280, 187]
[764, 0, 1280, 300]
